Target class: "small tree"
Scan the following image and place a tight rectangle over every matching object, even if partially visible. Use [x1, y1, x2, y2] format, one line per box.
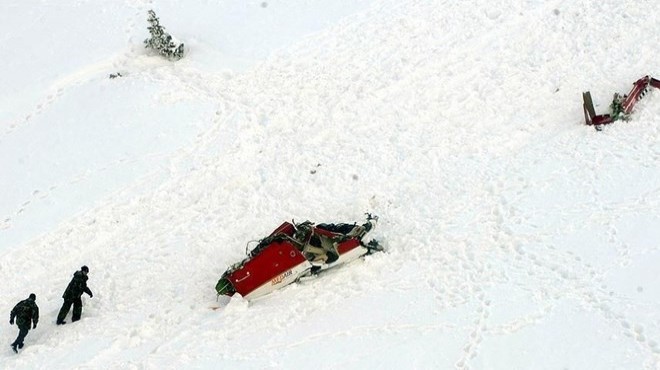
[144, 10, 184, 61]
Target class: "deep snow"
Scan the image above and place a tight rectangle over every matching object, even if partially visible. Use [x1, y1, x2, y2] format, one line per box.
[2, 0, 660, 369]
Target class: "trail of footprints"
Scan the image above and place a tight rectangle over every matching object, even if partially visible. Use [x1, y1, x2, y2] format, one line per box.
[455, 290, 489, 370]
[2, 0, 154, 141]
[508, 229, 660, 362]
[0, 154, 171, 231]
[0, 0, 233, 232]
[434, 167, 660, 368]
[2, 87, 66, 141]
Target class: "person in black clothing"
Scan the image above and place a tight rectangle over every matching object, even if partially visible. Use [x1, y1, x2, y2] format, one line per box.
[9, 293, 39, 353]
[56, 265, 93, 325]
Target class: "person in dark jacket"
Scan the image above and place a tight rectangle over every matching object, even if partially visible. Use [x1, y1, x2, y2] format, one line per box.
[56, 265, 93, 325]
[9, 293, 39, 353]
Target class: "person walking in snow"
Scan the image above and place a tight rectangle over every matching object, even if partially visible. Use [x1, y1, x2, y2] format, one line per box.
[9, 293, 39, 353]
[56, 265, 93, 325]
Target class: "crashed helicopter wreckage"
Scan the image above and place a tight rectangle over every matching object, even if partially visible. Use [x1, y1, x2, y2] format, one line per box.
[215, 214, 383, 301]
[582, 75, 660, 130]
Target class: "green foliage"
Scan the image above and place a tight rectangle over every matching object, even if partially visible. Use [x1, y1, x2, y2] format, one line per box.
[609, 93, 628, 121]
[144, 10, 184, 61]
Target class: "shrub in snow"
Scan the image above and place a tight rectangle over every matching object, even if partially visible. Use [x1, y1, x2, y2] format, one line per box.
[144, 10, 184, 61]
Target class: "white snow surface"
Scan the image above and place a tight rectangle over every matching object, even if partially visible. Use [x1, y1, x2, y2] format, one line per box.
[2, 0, 660, 368]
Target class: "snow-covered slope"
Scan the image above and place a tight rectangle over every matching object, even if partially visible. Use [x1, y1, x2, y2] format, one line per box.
[2, 0, 660, 368]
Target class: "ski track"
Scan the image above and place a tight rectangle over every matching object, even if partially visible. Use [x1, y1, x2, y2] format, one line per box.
[2, 0, 660, 368]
